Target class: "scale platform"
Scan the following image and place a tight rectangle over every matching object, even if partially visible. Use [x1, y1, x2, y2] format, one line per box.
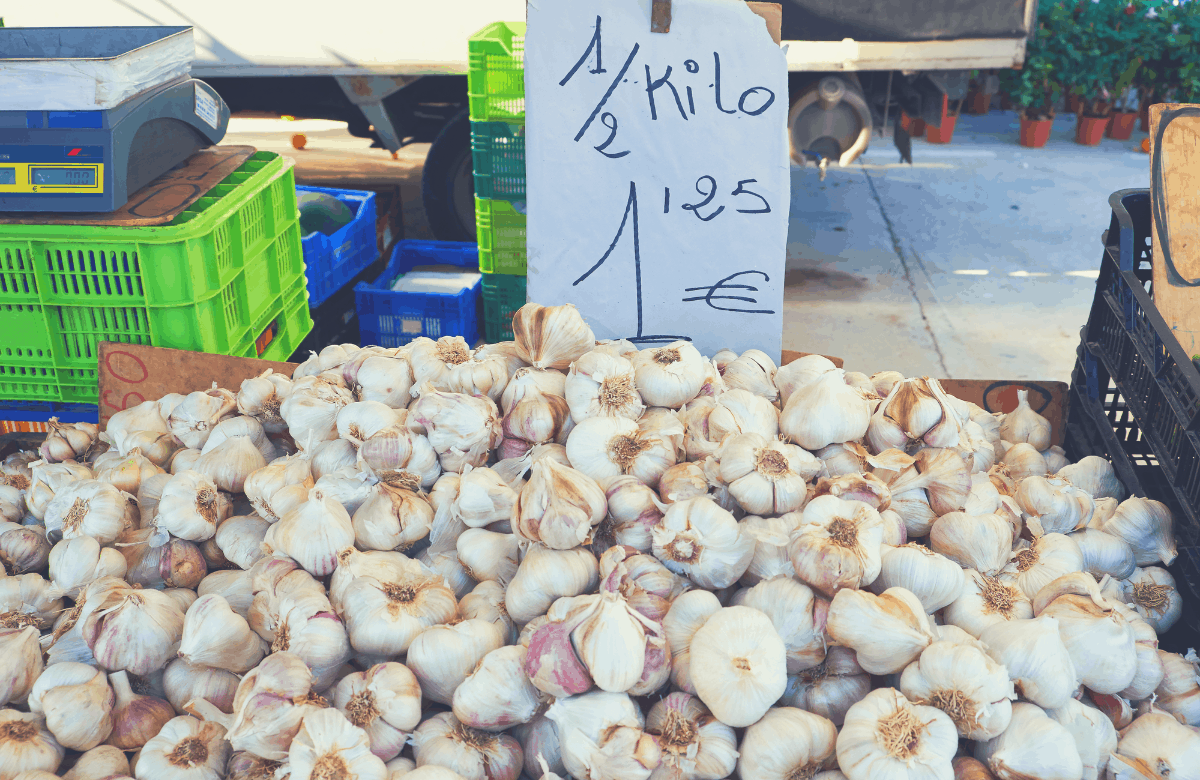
[0, 27, 230, 213]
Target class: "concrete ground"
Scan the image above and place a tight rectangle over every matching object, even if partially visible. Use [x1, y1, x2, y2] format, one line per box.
[225, 110, 1150, 382]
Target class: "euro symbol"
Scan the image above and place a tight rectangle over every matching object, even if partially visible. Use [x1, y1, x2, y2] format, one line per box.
[682, 270, 775, 314]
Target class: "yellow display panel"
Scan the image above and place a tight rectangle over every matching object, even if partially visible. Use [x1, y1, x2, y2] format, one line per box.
[0, 163, 103, 194]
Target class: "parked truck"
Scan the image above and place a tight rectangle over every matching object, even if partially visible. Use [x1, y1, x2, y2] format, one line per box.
[5, 0, 1038, 240]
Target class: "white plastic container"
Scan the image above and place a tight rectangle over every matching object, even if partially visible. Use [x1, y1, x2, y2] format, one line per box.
[0, 26, 194, 111]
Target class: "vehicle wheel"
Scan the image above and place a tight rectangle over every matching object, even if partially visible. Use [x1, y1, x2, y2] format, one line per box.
[422, 109, 476, 241]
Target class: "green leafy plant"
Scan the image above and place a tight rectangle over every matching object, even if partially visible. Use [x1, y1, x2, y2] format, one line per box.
[1000, 4, 1060, 119]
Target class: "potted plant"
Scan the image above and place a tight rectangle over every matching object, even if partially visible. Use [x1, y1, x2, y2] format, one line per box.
[1108, 58, 1142, 139]
[926, 94, 962, 144]
[1000, 13, 1059, 148]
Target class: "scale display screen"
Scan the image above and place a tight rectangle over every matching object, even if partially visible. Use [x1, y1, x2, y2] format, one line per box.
[0, 168, 14, 185]
[31, 167, 96, 186]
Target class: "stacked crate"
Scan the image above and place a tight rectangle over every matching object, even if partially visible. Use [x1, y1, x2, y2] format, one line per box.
[469, 22, 527, 342]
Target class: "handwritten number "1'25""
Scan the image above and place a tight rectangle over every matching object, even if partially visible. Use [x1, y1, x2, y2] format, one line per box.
[672, 177, 771, 220]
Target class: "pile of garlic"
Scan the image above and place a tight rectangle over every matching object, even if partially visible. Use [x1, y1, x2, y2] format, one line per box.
[1, 301, 1198, 780]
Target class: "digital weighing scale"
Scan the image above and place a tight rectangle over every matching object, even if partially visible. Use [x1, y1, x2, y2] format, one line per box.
[0, 27, 231, 213]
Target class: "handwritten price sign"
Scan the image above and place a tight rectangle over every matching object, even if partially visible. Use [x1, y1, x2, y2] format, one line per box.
[526, 0, 789, 359]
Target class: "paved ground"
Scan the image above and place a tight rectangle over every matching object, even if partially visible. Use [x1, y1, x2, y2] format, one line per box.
[226, 110, 1151, 382]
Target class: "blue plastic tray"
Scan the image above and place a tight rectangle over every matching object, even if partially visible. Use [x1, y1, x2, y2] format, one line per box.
[298, 185, 378, 308]
[355, 240, 481, 348]
[0, 400, 98, 423]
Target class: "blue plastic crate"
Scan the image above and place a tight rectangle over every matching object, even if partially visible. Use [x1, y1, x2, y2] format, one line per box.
[355, 240, 481, 348]
[0, 401, 98, 424]
[298, 186, 378, 308]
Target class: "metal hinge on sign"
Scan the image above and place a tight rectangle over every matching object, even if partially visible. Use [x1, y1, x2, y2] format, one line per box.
[651, 0, 672, 33]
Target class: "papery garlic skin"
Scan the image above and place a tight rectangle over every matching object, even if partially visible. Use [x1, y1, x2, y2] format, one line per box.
[979, 615, 1078, 709]
[835, 688, 958, 780]
[688, 605, 787, 728]
[929, 512, 1012, 577]
[453, 645, 542, 733]
[177, 594, 266, 674]
[899, 638, 1015, 740]
[737, 706, 837, 780]
[781, 369, 871, 452]
[827, 587, 934, 675]
[1103, 497, 1178, 567]
[1072, 527, 1136, 580]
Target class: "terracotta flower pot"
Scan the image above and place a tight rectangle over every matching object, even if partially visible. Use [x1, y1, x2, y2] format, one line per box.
[900, 112, 926, 137]
[1066, 94, 1082, 114]
[969, 92, 993, 115]
[1140, 98, 1153, 132]
[926, 114, 958, 144]
[1019, 114, 1054, 148]
[1107, 111, 1138, 140]
[1075, 115, 1108, 146]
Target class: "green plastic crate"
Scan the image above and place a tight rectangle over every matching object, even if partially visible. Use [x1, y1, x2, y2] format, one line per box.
[475, 197, 526, 275]
[0, 151, 313, 404]
[468, 22, 525, 123]
[482, 271, 526, 342]
[471, 121, 525, 201]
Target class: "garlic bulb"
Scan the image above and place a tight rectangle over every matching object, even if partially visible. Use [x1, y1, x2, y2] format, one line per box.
[788, 496, 886, 597]
[280, 376, 352, 445]
[237, 368, 293, 433]
[0, 573, 64, 628]
[739, 513, 800, 584]
[595, 475, 666, 554]
[652, 496, 754, 589]
[827, 587, 934, 675]
[565, 351, 645, 422]
[1016, 475, 1094, 536]
[1103, 497, 1177, 567]
[407, 620, 505, 705]
[737, 706, 837, 780]
[1000, 533, 1083, 600]
[1043, 445, 1070, 474]
[167, 387, 238, 450]
[351, 354, 415, 408]
[979, 615, 1078, 709]
[288, 708, 388, 780]
[107, 670, 174, 750]
[103, 401, 169, 453]
[352, 481, 433, 552]
[998, 390, 1052, 450]
[1108, 711, 1200, 780]
[1072, 527, 1136, 580]
[731, 576, 826, 673]
[213, 514, 270, 570]
[178, 594, 266, 673]
[337, 553, 457, 656]
[873, 543, 965, 613]
[643, 693, 737, 780]
[975, 702, 1082, 780]
[775, 355, 837, 406]
[459, 580, 518, 644]
[0, 710, 65, 779]
[500, 368, 566, 416]
[410, 337, 475, 389]
[505, 544, 599, 624]
[64, 746, 131, 780]
[899, 637, 1015, 740]
[440, 467, 519, 530]
[410, 391, 503, 472]
[688, 605, 787, 727]
[929, 512, 1012, 576]
[28, 662, 114, 750]
[169, 448, 202, 474]
[546, 691, 658, 780]
[337, 401, 403, 445]
[94, 447, 165, 495]
[452, 645, 541, 732]
[40, 418, 98, 463]
[26, 460, 93, 522]
[156, 470, 230, 542]
[866, 377, 963, 452]
[0, 626, 42, 707]
[264, 487, 355, 576]
[566, 416, 677, 489]
[522, 597, 597, 698]
[135, 715, 230, 780]
[1031, 571, 1108, 616]
[1058, 456, 1125, 501]
[716, 432, 820, 515]
[782, 646, 870, 726]
[204, 650, 323, 760]
[662, 589, 722, 695]
[781, 369, 871, 451]
[356, 426, 441, 488]
[81, 584, 185, 676]
[999, 442, 1047, 480]
[332, 662, 422, 761]
[1041, 594, 1137, 695]
[513, 459, 607, 550]
[412, 712, 524, 780]
[879, 447, 972, 517]
[0, 525, 49, 575]
[512, 303, 595, 370]
[1107, 566, 1183, 633]
[630, 342, 706, 409]
[679, 390, 778, 461]
[812, 472, 892, 511]
[311, 438, 358, 480]
[44, 479, 131, 544]
[1046, 698, 1117, 780]
[163, 657, 239, 714]
[835, 688, 957, 780]
[457, 529, 519, 583]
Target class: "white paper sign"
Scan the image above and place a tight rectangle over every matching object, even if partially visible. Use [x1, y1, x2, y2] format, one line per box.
[526, 0, 789, 359]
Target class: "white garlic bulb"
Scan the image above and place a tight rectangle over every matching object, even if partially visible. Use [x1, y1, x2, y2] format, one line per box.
[46, 535, 127, 600]
[782, 646, 870, 726]
[455, 528, 518, 584]
[594, 475, 665, 555]
[652, 496, 754, 589]
[409, 391, 504, 473]
[156, 470, 230, 542]
[1110, 710, 1200, 778]
[237, 368, 294, 433]
[103, 400, 169, 452]
[899, 636, 1015, 740]
[732, 576, 827, 673]
[781, 369, 871, 451]
[975, 702, 1082, 780]
[513, 459, 607, 550]
[459, 580, 517, 644]
[688, 605, 787, 727]
[63, 745, 130, 780]
[76, 581, 183, 676]
[1057, 456, 1125, 501]
[1000, 533, 1083, 600]
[643, 692, 737, 780]
[332, 662, 422, 761]
[412, 712, 524, 780]
[1041, 594, 1138, 695]
[1103, 496, 1177, 567]
[505, 544, 599, 624]
[26, 460, 92, 522]
[43, 479, 131, 544]
[0, 626, 42, 707]
[213, 514, 270, 570]
[162, 657, 239, 715]
[998, 390, 1052, 450]
[1109, 566, 1184, 633]
[716, 432, 820, 515]
[94, 447, 165, 495]
[565, 351, 645, 422]
[167, 387, 238, 450]
[40, 418, 98, 463]
[28, 662, 114, 750]
[835, 688, 957, 780]
[873, 543, 965, 613]
[775, 355, 836, 406]
[337, 553, 457, 656]
[737, 706, 837, 780]
[288, 708, 388, 780]
[546, 691, 658, 780]
[679, 390, 779, 461]
[866, 377, 963, 453]
[410, 337, 475, 389]
[264, 487, 355, 576]
[352, 481, 434, 552]
[1046, 698, 1117, 780]
[280, 376, 352, 445]
[789, 496, 887, 597]
[1072, 527, 1136, 580]
[208, 651, 322, 760]
[630, 342, 707, 409]
[356, 425, 442, 488]
[453, 645, 542, 732]
[0, 573, 64, 628]
[662, 589, 722, 695]
[979, 615, 1078, 709]
[739, 513, 800, 584]
[135, 715, 230, 780]
[310, 438, 360, 480]
[178, 593, 266, 673]
[512, 303, 595, 370]
[0, 710, 65, 779]
[827, 587, 934, 675]
[407, 619, 505, 705]
[351, 354, 415, 408]
[928, 511, 1012, 576]
[566, 415, 678, 489]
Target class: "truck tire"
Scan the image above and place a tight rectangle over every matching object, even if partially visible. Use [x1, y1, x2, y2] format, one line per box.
[422, 109, 477, 241]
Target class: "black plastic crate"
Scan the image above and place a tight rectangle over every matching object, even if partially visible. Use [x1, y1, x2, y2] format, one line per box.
[1067, 188, 1200, 649]
[292, 255, 387, 358]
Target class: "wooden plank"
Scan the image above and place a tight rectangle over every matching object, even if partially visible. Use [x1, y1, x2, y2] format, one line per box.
[97, 343, 297, 428]
[782, 37, 1024, 72]
[1150, 103, 1200, 361]
[0, 146, 256, 226]
[781, 349, 845, 369]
